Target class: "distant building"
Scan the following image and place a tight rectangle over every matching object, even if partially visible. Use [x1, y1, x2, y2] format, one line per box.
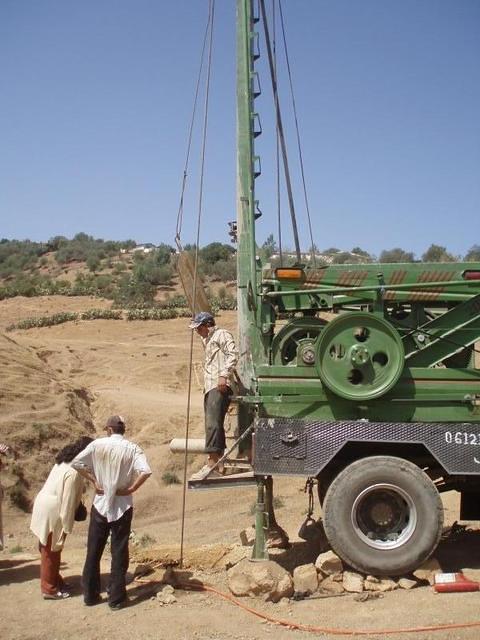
[270, 252, 335, 265]
[120, 243, 156, 255]
[269, 251, 370, 265]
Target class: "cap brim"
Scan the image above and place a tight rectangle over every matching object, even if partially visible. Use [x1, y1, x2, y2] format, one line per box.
[189, 321, 200, 329]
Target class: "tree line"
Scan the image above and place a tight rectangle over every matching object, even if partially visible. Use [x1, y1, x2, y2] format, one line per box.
[1, 234, 479, 304]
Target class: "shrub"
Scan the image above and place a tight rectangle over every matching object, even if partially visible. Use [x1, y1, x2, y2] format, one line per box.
[32, 422, 55, 445]
[137, 533, 156, 548]
[208, 259, 237, 282]
[9, 482, 31, 512]
[200, 242, 235, 265]
[86, 254, 101, 272]
[112, 262, 128, 274]
[161, 471, 181, 485]
[113, 275, 156, 307]
[80, 308, 122, 321]
[6, 312, 79, 331]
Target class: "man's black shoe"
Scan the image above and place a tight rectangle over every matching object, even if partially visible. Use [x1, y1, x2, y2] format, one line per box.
[84, 595, 102, 606]
[108, 600, 127, 610]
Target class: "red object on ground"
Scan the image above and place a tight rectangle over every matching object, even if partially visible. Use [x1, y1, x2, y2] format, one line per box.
[434, 572, 480, 593]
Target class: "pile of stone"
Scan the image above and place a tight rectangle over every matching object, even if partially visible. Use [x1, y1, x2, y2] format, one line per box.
[227, 551, 442, 603]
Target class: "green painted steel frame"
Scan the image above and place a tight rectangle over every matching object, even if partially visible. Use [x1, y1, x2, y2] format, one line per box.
[235, 0, 480, 426]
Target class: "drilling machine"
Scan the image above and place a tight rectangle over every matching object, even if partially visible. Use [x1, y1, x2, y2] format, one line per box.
[231, 0, 480, 576]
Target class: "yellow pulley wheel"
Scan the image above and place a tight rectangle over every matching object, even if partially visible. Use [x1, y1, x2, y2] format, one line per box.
[316, 313, 404, 401]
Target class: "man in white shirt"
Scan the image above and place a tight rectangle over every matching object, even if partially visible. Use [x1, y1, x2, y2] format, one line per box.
[72, 415, 152, 609]
[188, 312, 238, 481]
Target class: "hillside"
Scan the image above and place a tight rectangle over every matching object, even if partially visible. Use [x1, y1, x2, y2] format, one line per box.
[0, 236, 237, 307]
[0, 329, 94, 508]
[0, 294, 207, 504]
[2, 294, 480, 640]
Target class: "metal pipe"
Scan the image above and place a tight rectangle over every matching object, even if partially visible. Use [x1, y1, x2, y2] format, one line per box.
[170, 438, 207, 454]
[263, 279, 480, 298]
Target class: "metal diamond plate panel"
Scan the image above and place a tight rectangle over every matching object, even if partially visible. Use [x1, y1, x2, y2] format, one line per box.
[254, 418, 480, 477]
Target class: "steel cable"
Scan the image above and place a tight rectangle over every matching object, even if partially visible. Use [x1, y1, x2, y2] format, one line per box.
[179, 0, 216, 568]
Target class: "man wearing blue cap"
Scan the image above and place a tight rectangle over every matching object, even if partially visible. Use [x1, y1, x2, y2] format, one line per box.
[189, 311, 238, 481]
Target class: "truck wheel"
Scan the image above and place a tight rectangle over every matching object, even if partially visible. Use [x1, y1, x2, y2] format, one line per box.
[322, 456, 443, 576]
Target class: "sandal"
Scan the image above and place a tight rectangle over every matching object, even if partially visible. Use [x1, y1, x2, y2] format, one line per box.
[189, 464, 223, 481]
[43, 590, 70, 600]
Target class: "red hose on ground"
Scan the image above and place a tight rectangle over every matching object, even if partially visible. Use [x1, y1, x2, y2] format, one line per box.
[135, 577, 480, 636]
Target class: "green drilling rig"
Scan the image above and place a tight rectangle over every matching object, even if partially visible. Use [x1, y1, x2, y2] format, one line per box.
[232, 0, 480, 576]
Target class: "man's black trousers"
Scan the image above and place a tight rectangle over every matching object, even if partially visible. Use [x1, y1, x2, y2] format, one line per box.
[82, 505, 133, 606]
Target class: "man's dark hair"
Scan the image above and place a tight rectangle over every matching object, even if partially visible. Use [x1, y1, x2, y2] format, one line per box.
[55, 436, 93, 464]
[110, 422, 125, 435]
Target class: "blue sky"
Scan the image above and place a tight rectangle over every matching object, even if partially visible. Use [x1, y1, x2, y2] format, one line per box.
[1, 0, 479, 259]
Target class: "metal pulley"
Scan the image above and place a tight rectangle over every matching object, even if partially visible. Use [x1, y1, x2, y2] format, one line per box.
[315, 312, 404, 400]
[271, 317, 326, 366]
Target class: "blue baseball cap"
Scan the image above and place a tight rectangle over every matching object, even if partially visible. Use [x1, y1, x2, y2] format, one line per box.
[189, 311, 214, 329]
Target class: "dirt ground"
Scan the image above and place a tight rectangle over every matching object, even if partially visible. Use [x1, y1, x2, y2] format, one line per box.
[1, 296, 480, 640]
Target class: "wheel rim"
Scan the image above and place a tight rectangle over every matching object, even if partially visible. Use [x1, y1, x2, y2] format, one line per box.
[351, 483, 417, 550]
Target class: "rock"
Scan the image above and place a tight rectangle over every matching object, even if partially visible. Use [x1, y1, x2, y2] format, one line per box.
[293, 564, 318, 595]
[239, 527, 256, 547]
[157, 593, 177, 605]
[398, 578, 418, 590]
[227, 559, 294, 603]
[413, 558, 442, 585]
[318, 575, 345, 594]
[315, 550, 343, 577]
[162, 584, 175, 595]
[156, 585, 177, 604]
[343, 571, 364, 593]
[364, 576, 397, 592]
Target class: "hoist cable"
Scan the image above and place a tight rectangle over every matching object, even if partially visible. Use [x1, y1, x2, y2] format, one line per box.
[175, 7, 212, 249]
[272, 1, 283, 264]
[179, 0, 216, 568]
[259, 0, 301, 263]
[278, 0, 317, 267]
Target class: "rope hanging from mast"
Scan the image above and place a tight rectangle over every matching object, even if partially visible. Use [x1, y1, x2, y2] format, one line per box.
[176, 0, 216, 568]
[175, 7, 213, 252]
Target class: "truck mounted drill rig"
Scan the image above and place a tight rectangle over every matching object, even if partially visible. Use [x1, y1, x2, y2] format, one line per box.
[191, 0, 480, 578]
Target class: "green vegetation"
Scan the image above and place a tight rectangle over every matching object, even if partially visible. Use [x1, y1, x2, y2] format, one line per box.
[5, 295, 235, 332]
[6, 312, 79, 331]
[161, 471, 181, 485]
[137, 533, 157, 548]
[52, 232, 132, 266]
[8, 464, 31, 512]
[0, 238, 47, 278]
[1, 235, 479, 310]
[80, 308, 122, 321]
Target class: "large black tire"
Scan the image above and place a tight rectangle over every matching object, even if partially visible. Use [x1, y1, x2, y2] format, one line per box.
[322, 456, 444, 576]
